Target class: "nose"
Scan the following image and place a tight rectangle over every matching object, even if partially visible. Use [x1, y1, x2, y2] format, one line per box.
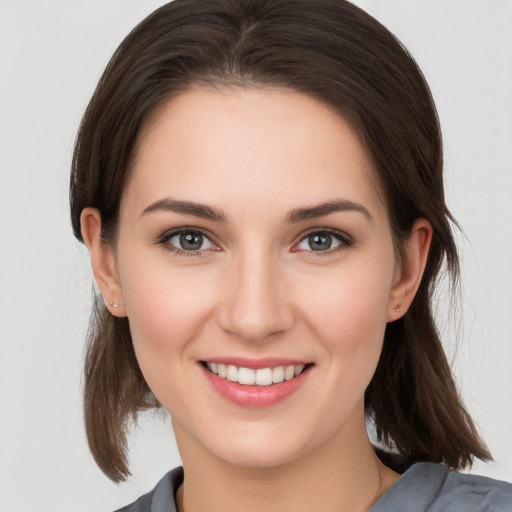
[217, 249, 294, 343]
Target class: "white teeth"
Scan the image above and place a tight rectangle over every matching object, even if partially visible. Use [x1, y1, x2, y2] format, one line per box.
[272, 366, 285, 383]
[238, 367, 255, 385]
[226, 365, 238, 381]
[206, 362, 308, 386]
[284, 365, 295, 381]
[255, 368, 273, 386]
[294, 364, 305, 376]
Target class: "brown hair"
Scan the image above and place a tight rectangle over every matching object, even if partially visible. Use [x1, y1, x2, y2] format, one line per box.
[70, 0, 490, 482]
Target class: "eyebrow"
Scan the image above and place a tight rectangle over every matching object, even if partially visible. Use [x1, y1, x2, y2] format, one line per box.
[140, 198, 228, 222]
[140, 197, 372, 224]
[285, 199, 372, 223]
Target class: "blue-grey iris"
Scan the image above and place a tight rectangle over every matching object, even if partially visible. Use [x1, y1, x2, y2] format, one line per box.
[180, 232, 203, 250]
[309, 233, 332, 251]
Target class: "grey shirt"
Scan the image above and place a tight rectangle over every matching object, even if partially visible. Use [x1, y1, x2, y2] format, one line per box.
[116, 462, 512, 512]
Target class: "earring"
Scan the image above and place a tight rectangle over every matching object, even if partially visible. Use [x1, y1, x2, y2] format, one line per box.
[394, 305, 401, 313]
[109, 300, 119, 308]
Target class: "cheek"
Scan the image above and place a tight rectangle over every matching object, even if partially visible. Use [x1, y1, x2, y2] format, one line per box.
[296, 253, 394, 376]
[116, 250, 219, 386]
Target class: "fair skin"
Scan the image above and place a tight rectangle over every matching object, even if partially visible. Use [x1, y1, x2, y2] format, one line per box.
[81, 88, 432, 512]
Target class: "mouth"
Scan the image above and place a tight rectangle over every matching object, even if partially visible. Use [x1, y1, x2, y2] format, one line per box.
[201, 361, 313, 387]
[200, 359, 314, 407]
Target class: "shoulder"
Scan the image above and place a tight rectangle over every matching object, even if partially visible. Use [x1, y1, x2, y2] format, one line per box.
[114, 466, 183, 512]
[370, 462, 512, 512]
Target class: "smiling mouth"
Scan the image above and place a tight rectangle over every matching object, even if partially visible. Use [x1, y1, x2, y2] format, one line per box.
[202, 361, 313, 387]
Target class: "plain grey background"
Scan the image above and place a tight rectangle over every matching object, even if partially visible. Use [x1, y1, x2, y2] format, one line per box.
[0, 1, 511, 511]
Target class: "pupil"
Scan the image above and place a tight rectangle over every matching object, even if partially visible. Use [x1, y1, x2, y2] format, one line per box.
[180, 232, 203, 250]
[309, 233, 331, 251]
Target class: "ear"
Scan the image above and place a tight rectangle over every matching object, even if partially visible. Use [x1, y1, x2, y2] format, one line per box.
[387, 218, 432, 322]
[80, 207, 126, 317]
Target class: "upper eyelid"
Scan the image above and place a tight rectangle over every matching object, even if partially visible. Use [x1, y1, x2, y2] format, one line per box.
[156, 226, 216, 244]
[295, 227, 353, 244]
[156, 227, 219, 256]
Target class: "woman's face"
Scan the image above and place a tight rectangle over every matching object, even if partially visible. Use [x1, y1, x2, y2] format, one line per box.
[112, 88, 405, 467]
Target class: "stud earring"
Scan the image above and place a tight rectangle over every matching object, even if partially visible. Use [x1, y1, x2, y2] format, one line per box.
[109, 300, 119, 308]
[394, 305, 401, 313]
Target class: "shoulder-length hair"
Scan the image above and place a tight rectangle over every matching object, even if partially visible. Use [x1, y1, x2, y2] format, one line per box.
[70, 0, 490, 482]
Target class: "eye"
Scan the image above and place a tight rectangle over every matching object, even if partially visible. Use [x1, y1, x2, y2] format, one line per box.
[158, 228, 216, 254]
[295, 230, 352, 253]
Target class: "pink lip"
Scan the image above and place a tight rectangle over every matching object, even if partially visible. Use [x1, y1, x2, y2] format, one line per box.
[200, 362, 313, 408]
[203, 357, 310, 370]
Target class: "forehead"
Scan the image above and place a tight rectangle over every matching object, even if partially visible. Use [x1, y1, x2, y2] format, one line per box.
[123, 87, 386, 220]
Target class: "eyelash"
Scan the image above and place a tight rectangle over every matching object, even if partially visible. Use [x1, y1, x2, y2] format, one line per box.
[155, 227, 354, 257]
[155, 227, 218, 257]
[294, 228, 354, 257]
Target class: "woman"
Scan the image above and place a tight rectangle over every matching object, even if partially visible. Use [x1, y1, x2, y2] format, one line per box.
[70, 0, 512, 510]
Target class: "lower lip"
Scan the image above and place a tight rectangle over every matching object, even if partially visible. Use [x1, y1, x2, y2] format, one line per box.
[200, 364, 312, 408]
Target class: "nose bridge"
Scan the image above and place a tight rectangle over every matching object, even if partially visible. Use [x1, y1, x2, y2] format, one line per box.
[218, 243, 293, 342]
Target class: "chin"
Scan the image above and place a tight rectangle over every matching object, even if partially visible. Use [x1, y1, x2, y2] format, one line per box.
[200, 422, 321, 470]
[214, 442, 305, 469]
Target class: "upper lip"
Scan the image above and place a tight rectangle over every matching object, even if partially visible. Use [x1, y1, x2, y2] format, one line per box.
[200, 357, 312, 370]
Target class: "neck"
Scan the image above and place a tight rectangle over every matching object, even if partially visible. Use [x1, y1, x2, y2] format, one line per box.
[174, 418, 398, 512]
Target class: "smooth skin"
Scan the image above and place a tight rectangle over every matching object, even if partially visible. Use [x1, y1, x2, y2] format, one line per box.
[82, 88, 432, 512]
